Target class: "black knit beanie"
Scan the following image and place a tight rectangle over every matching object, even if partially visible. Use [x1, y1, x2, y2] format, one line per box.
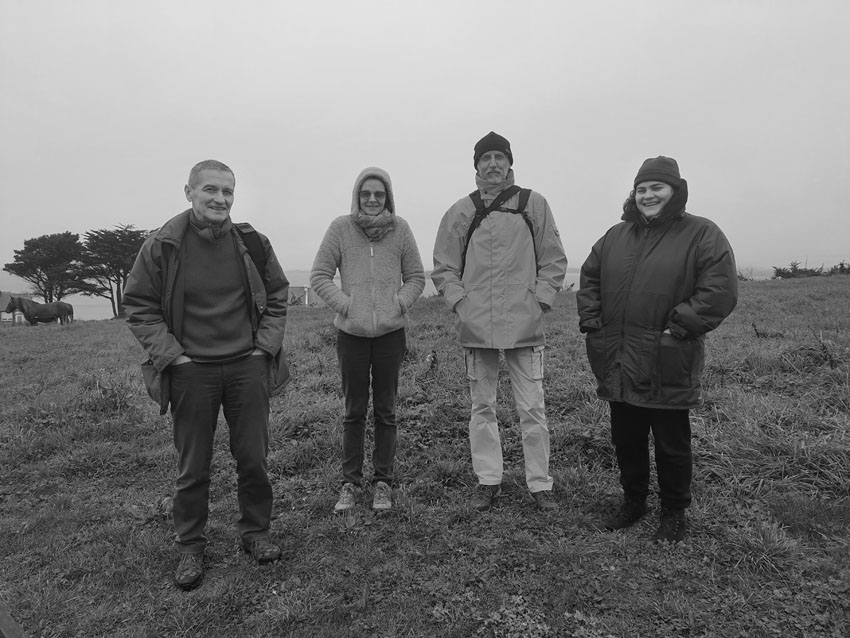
[633, 156, 683, 189]
[473, 131, 513, 167]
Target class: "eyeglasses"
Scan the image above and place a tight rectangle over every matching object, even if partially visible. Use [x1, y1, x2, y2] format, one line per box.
[359, 190, 387, 200]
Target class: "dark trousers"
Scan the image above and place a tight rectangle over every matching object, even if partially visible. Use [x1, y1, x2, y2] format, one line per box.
[169, 355, 272, 554]
[336, 328, 406, 486]
[610, 402, 692, 510]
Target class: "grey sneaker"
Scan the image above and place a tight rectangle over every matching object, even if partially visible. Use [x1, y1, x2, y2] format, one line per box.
[652, 508, 687, 543]
[470, 484, 502, 511]
[334, 483, 359, 512]
[372, 481, 392, 511]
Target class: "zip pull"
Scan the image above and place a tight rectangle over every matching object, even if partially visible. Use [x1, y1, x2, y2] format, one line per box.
[370, 244, 374, 257]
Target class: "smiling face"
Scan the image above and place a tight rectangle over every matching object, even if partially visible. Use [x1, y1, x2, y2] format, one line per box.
[476, 151, 511, 184]
[635, 180, 675, 218]
[358, 178, 387, 216]
[184, 169, 235, 227]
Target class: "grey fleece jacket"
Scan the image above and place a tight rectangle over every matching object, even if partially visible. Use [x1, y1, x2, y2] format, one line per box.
[310, 167, 425, 338]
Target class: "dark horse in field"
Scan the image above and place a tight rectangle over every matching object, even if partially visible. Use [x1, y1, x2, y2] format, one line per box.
[4, 296, 74, 325]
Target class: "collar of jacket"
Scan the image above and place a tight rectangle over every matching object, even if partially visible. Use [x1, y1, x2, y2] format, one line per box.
[475, 169, 516, 201]
[151, 210, 193, 247]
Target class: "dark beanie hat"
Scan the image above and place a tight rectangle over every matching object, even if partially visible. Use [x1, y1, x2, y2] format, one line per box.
[633, 156, 682, 189]
[473, 131, 513, 167]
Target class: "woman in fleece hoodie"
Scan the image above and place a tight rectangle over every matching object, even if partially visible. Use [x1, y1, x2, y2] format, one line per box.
[310, 167, 425, 513]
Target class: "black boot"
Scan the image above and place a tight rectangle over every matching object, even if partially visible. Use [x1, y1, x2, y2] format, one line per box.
[604, 499, 647, 531]
[652, 508, 687, 543]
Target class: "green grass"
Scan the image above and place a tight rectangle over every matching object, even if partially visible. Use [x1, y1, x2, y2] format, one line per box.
[1, 277, 849, 637]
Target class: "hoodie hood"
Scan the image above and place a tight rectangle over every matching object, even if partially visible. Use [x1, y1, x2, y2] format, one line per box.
[350, 166, 396, 217]
[622, 179, 689, 224]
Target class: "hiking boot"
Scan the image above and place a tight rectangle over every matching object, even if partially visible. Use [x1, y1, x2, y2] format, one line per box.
[470, 484, 502, 511]
[174, 552, 204, 590]
[604, 500, 648, 531]
[334, 483, 359, 513]
[243, 537, 282, 564]
[532, 490, 558, 511]
[372, 481, 392, 511]
[652, 508, 687, 543]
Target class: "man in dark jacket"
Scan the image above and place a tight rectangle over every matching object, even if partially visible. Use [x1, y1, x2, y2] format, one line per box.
[124, 160, 290, 589]
[577, 156, 737, 543]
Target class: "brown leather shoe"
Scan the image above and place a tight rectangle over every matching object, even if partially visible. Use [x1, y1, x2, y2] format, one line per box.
[174, 552, 204, 590]
[243, 537, 282, 564]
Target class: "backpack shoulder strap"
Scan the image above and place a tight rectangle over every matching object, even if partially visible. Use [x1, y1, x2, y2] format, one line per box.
[461, 186, 521, 276]
[516, 189, 538, 271]
[234, 223, 268, 283]
[517, 188, 532, 215]
[516, 188, 534, 236]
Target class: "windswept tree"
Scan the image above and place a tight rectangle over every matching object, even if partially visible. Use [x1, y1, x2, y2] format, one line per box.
[78, 225, 149, 318]
[3, 232, 87, 302]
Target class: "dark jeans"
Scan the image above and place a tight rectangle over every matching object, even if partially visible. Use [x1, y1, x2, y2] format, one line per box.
[169, 355, 272, 554]
[336, 328, 406, 486]
[610, 402, 692, 510]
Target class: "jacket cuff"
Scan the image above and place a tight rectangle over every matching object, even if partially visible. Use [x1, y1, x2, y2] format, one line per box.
[535, 280, 557, 309]
[579, 320, 601, 334]
[666, 322, 689, 339]
[444, 283, 465, 310]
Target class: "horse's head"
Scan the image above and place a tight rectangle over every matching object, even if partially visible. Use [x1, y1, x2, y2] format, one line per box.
[3, 298, 14, 313]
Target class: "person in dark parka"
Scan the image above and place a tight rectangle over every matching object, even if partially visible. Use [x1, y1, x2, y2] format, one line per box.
[576, 156, 737, 543]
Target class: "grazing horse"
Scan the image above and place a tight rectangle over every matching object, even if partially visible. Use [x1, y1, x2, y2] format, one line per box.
[3, 296, 74, 325]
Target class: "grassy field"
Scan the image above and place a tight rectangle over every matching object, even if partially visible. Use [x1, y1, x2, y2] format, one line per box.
[1, 277, 848, 637]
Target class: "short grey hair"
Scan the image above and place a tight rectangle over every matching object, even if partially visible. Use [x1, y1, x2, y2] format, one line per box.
[188, 160, 235, 187]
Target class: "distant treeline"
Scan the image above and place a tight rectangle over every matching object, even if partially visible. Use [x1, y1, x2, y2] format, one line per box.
[738, 261, 849, 281]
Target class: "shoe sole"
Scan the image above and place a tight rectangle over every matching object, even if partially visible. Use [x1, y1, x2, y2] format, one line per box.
[175, 576, 203, 591]
[174, 571, 203, 591]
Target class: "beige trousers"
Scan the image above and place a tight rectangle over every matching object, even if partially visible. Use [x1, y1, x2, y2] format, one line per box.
[465, 346, 552, 493]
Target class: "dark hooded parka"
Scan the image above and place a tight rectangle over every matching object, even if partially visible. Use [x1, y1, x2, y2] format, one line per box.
[576, 181, 738, 409]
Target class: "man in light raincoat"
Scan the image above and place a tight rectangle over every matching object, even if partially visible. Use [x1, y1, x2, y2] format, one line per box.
[432, 132, 567, 511]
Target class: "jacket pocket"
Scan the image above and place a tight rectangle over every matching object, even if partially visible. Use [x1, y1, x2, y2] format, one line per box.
[269, 350, 292, 396]
[140, 359, 170, 415]
[656, 333, 693, 388]
[584, 330, 606, 382]
[530, 345, 545, 380]
[464, 348, 487, 381]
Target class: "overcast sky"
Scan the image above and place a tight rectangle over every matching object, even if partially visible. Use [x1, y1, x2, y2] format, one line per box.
[1, 0, 848, 295]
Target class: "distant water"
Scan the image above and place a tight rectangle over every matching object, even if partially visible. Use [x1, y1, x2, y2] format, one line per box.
[19, 270, 582, 322]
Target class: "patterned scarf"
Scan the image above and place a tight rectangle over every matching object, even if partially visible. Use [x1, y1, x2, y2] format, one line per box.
[353, 209, 395, 242]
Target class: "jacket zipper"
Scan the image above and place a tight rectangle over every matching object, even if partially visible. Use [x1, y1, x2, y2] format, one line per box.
[370, 242, 377, 335]
[618, 224, 649, 356]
